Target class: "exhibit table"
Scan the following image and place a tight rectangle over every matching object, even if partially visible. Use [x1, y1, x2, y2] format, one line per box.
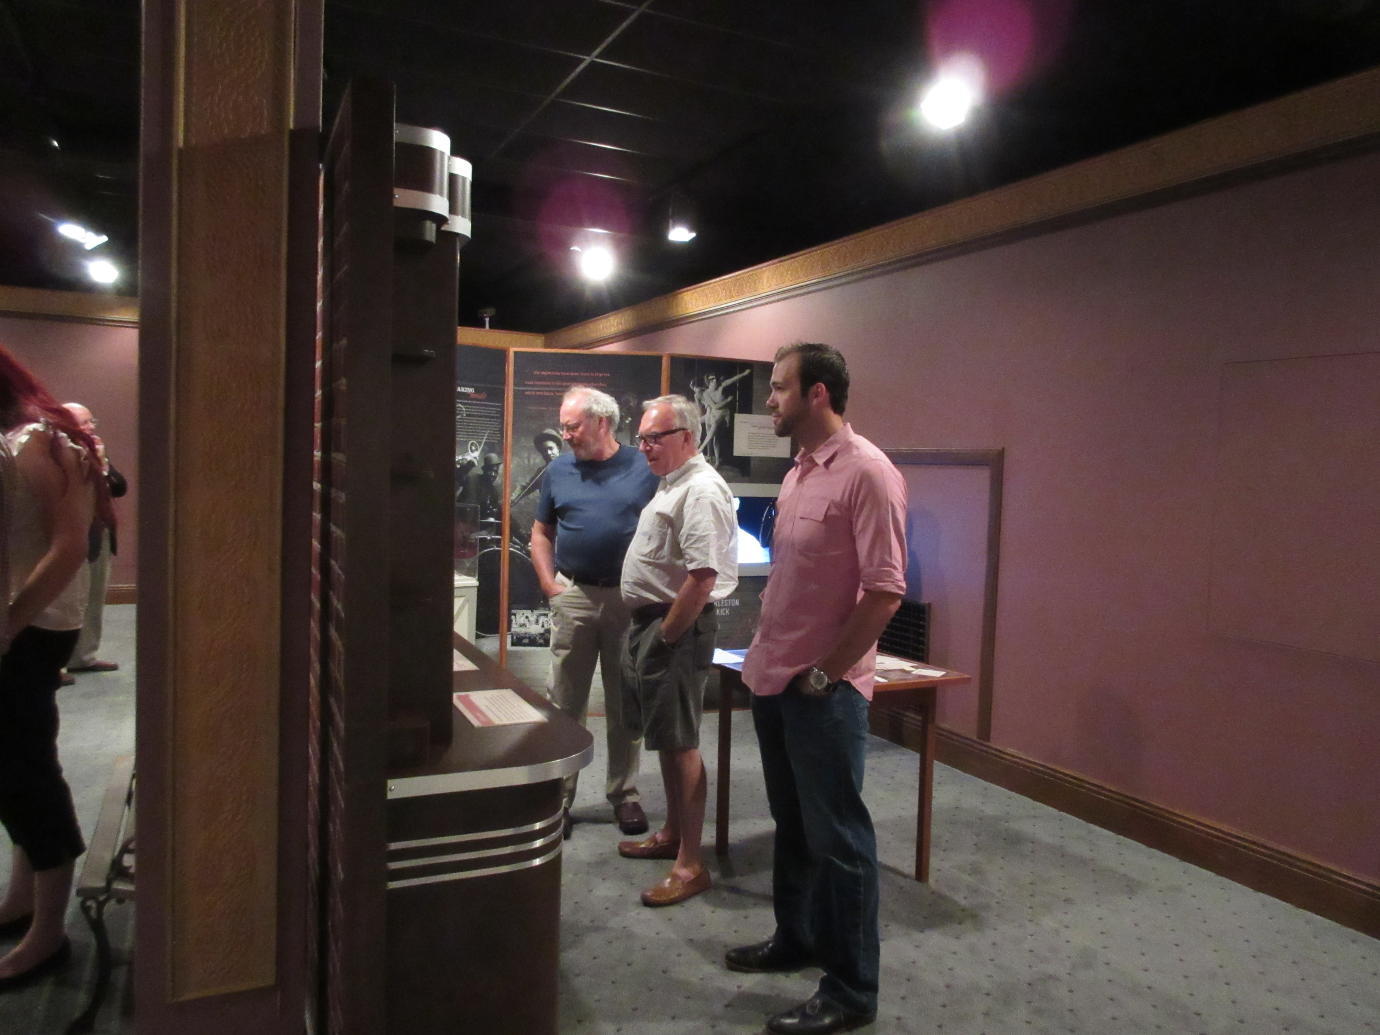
[713, 650, 970, 883]
[383, 634, 593, 1034]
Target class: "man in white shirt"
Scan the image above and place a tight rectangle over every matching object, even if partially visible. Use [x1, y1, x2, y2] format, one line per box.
[618, 394, 737, 907]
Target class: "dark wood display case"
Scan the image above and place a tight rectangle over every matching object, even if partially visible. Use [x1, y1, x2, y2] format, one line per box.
[384, 635, 593, 1034]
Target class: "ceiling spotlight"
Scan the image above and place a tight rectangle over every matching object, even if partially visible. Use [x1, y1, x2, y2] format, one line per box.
[86, 259, 120, 285]
[666, 194, 697, 243]
[57, 222, 109, 250]
[574, 242, 615, 282]
[918, 54, 986, 131]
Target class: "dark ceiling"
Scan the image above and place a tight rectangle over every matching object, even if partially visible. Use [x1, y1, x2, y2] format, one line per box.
[2, 1, 1378, 333]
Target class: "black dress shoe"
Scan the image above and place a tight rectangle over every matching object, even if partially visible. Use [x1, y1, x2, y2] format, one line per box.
[613, 800, 648, 835]
[0, 914, 33, 939]
[766, 993, 874, 1034]
[724, 935, 814, 973]
[0, 937, 72, 994]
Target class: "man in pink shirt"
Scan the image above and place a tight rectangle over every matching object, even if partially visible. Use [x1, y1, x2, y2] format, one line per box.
[728, 343, 907, 1035]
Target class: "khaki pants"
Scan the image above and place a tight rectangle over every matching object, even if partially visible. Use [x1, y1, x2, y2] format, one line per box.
[71, 534, 112, 669]
[547, 578, 641, 809]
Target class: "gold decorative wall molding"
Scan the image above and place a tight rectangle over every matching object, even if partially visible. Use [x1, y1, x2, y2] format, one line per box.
[455, 326, 546, 349]
[546, 67, 1380, 351]
[0, 285, 139, 326]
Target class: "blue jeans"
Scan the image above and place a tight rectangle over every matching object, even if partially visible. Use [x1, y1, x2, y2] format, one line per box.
[751, 684, 879, 1014]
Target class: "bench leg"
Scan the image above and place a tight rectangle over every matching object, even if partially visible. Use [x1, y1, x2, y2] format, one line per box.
[67, 895, 113, 1035]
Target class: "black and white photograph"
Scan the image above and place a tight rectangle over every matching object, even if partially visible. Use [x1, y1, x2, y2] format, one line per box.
[670, 356, 793, 485]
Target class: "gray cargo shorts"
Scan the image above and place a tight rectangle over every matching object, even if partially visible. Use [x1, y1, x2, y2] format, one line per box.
[621, 603, 717, 751]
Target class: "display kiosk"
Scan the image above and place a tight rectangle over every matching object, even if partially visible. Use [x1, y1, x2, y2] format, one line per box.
[385, 635, 592, 1033]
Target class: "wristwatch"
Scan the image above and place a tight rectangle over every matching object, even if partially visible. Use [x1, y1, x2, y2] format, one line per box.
[796, 665, 835, 698]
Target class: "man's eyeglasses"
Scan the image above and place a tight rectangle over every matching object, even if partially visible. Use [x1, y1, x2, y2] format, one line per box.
[636, 427, 687, 447]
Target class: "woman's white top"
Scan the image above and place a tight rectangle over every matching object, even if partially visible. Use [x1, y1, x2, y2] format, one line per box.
[5, 422, 90, 632]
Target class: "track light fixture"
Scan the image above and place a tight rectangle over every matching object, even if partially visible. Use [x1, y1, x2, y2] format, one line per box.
[666, 194, 696, 243]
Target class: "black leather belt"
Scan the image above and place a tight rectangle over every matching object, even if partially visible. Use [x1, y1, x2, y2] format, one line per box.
[631, 601, 713, 623]
[559, 570, 619, 589]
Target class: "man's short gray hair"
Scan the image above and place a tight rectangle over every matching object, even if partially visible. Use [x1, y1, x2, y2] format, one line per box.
[565, 384, 619, 428]
[643, 393, 701, 445]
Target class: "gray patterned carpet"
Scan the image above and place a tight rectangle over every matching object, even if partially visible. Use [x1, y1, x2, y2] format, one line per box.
[2, 621, 1375, 1033]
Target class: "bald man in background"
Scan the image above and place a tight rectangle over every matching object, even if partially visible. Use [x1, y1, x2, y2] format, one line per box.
[61, 403, 126, 677]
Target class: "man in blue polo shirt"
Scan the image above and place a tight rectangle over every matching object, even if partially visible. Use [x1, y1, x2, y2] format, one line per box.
[530, 385, 659, 838]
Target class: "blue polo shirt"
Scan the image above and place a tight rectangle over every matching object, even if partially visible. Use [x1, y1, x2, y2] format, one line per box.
[536, 445, 658, 584]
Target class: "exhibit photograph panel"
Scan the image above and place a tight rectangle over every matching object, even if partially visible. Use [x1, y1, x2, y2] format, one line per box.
[668, 356, 793, 487]
[455, 344, 510, 637]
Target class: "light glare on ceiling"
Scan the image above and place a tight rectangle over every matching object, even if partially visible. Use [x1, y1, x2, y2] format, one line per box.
[667, 222, 696, 242]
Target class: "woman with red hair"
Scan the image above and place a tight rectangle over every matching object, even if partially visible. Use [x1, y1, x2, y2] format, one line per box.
[0, 344, 110, 990]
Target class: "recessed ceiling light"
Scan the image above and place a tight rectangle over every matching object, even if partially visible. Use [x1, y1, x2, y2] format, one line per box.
[86, 259, 120, 285]
[918, 54, 986, 131]
[576, 244, 615, 282]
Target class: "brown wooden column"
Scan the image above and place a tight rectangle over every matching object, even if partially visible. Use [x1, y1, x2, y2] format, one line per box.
[138, 2, 322, 1030]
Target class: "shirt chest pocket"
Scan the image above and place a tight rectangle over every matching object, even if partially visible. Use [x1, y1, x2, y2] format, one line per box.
[633, 509, 678, 562]
[791, 494, 850, 560]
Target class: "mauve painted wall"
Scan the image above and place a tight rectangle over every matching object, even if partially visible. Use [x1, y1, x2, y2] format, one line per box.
[602, 150, 1380, 879]
[0, 314, 139, 590]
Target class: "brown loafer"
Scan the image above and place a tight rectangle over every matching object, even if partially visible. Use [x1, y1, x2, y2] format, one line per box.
[641, 868, 711, 907]
[618, 835, 680, 860]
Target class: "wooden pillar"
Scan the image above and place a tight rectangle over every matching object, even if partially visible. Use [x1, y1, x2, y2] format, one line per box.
[137, 2, 322, 1030]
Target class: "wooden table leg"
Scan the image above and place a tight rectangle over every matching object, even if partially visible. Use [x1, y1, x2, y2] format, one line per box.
[715, 670, 737, 855]
[914, 690, 937, 882]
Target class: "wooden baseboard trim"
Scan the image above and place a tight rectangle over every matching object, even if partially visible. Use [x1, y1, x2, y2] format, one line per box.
[107, 584, 137, 605]
[912, 725, 1380, 937]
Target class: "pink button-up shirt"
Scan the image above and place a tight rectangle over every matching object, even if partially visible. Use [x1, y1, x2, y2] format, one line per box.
[742, 424, 907, 701]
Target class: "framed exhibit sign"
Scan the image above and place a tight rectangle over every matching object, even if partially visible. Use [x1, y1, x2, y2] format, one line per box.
[668, 356, 792, 487]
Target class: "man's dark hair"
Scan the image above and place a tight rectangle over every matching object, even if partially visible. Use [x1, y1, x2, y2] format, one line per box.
[774, 342, 849, 415]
